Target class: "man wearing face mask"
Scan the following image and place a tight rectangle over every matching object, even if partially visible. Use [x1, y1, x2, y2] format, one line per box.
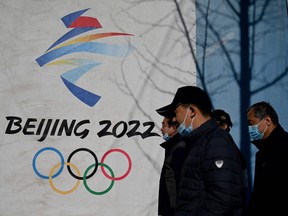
[245, 101, 288, 216]
[156, 86, 245, 216]
[157, 114, 186, 216]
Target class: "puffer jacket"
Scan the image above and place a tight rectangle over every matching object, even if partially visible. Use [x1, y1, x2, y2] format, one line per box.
[175, 119, 245, 216]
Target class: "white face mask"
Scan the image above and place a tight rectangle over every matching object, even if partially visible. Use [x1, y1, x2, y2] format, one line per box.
[177, 109, 195, 137]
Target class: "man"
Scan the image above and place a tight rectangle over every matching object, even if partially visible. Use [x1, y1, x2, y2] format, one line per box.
[156, 86, 245, 216]
[157, 114, 186, 216]
[246, 101, 288, 216]
[212, 109, 233, 132]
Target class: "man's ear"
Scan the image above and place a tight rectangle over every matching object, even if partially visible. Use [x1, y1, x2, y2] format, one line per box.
[189, 106, 194, 113]
[265, 116, 272, 126]
[189, 106, 196, 118]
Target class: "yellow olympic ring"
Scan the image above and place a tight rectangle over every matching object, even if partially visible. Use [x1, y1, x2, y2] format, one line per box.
[49, 162, 80, 195]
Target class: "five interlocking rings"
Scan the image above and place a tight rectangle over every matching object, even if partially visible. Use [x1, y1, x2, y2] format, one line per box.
[32, 147, 132, 195]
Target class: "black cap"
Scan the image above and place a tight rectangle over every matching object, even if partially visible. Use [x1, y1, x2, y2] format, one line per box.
[156, 86, 212, 116]
[212, 109, 233, 128]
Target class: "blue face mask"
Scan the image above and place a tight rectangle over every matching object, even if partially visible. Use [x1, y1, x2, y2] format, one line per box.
[248, 119, 267, 141]
[177, 109, 194, 137]
[162, 133, 170, 141]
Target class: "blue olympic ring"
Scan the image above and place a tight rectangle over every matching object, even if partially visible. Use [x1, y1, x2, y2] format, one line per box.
[32, 147, 65, 179]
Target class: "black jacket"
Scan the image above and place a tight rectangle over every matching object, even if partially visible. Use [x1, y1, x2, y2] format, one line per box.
[175, 119, 245, 216]
[158, 133, 186, 216]
[245, 124, 288, 216]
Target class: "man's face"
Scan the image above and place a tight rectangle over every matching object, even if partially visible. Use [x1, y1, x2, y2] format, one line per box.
[247, 109, 261, 126]
[247, 109, 268, 137]
[161, 117, 170, 135]
[175, 105, 190, 127]
[161, 117, 176, 136]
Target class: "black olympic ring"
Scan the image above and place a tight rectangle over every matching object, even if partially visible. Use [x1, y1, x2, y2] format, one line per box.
[67, 148, 98, 180]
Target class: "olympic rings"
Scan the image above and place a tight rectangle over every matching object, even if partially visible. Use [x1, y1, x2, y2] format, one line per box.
[83, 163, 115, 195]
[67, 148, 98, 180]
[32, 147, 132, 195]
[101, 148, 132, 181]
[32, 147, 65, 179]
[49, 162, 81, 195]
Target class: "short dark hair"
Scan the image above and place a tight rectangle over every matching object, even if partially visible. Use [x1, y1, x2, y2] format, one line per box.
[212, 109, 233, 132]
[247, 101, 279, 124]
[212, 109, 233, 127]
[165, 115, 179, 128]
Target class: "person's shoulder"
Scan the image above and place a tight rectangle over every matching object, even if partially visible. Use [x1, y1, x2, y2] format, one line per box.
[279, 124, 288, 135]
[273, 124, 288, 139]
[171, 134, 186, 148]
[208, 127, 237, 148]
[209, 126, 229, 140]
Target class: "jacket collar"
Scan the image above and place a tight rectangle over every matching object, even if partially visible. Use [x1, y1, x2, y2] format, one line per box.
[186, 118, 219, 144]
[160, 132, 182, 149]
[252, 124, 282, 150]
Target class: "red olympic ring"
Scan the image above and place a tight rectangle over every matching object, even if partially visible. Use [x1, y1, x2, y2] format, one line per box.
[100, 148, 132, 181]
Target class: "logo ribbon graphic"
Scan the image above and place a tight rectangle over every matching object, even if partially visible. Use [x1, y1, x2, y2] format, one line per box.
[36, 8, 134, 107]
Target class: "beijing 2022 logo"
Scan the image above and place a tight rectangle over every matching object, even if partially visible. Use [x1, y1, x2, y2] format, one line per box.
[32, 147, 132, 195]
[36, 8, 134, 107]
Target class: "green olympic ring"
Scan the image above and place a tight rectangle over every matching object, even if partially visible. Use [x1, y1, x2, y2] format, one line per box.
[83, 163, 115, 195]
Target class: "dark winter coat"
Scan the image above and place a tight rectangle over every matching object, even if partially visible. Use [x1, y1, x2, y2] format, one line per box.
[175, 119, 245, 216]
[245, 124, 288, 216]
[158, 133, 186, 216]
